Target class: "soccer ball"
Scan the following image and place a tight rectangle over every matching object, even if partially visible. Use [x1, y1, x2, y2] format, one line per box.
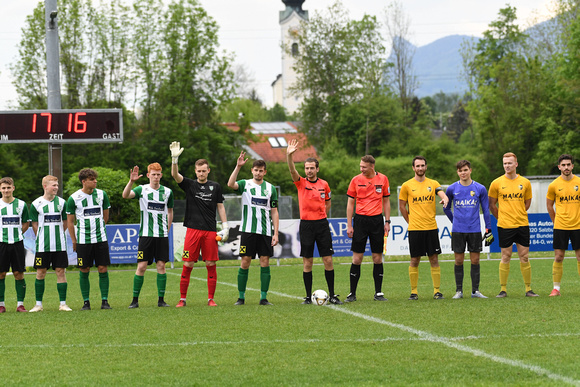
[311, 289, 329, 306]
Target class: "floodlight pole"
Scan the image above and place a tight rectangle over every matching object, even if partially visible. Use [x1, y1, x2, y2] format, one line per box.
[45, 0, 63, 196]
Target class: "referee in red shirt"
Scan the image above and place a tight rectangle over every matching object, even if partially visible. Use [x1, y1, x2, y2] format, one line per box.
[345, 155, 391, 302]
[287, 140, 343, 305]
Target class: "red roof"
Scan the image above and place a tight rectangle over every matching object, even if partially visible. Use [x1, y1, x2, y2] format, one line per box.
[222, 122, 319, 163]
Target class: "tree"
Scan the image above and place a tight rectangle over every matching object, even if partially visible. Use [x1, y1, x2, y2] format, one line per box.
[384, 0, 418, 114]
[290, 1, 388, 151]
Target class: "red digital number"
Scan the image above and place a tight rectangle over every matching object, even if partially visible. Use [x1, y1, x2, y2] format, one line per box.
[67, 112, 87, 133]
[31, 112, 52, 133]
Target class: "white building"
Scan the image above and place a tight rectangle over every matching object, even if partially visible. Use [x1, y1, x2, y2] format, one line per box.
[272, 0, 308, 114]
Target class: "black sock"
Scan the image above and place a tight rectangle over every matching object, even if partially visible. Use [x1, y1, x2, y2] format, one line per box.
[373, 263, 384, 293]
[132, 297, 138, 303]
[325, 269, 335, 296]
[471, 264, 480, 293]
[349, 264, 361, 294]
[454, 264, 464, 292]
[303, 271, 313, 298]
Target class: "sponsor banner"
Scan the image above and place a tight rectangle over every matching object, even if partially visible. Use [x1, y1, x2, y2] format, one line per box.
[489, 213, 555, 253]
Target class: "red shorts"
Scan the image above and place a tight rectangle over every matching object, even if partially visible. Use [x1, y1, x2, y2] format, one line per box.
[182, 228, 219, 262]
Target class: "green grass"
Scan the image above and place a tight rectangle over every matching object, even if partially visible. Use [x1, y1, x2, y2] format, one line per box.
[2, 257, 580, 386]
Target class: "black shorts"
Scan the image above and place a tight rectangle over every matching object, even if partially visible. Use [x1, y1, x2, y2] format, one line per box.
[138, 237, 169, 264]
[451, 232, 482, 253]
[498, 226, 530, 248]
[239, 232, 273, 258]
[34, 251, 69, 269]
[299, 219, 334, 258]
[77, 241, 111, 268]
[553, 229, 580, 250]
[351, 215, 384, 254]
[0, 241, 26, 273]
[408, 230, 441, 258]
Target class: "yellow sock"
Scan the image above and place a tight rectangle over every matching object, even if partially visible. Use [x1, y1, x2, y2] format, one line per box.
[577, 261, 580, 277]
[499, 262, 510, 292]
[409, 266, 419, 294]
[520, 261, 532, 292]
[431, 266, 441, 294]
[552, 261, 563, 286]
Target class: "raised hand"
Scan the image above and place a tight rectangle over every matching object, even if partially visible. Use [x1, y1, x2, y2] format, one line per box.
[129, 166, 142, 182]
[287, 139, 298, 155]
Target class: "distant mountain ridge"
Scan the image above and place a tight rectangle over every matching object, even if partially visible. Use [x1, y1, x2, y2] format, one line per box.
[412, 34, 478, 97]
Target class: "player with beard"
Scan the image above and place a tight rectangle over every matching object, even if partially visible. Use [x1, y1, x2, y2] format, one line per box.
[399, 156, 449, 300]
[170, 142, 228, 307]
[546, 154, 580, 296]
[228, 152, 279, 306]
[443, 160, 492, 299]
[286, 139, 342, 305]
[488, 152, 537, 298]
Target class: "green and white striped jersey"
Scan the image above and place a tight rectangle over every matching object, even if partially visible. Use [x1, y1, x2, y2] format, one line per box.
[236, 179, 278, 236]
[66, 189, 111, 244]
[30, 196, 67, 252]
[0, 198, 29, 244]
[132, 184, 174, 237]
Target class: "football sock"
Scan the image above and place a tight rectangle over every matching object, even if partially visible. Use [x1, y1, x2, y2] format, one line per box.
[0, 278, 4, 302]
[157, 273, 167, 298]
[409, 266, 419, 294]
[471, 264, 481, 293]
[238, 267, 249, 299]
[454, 264, 464, 292]
[35, 278, 45, 302]
[260, 266, 271, 299]
[325, 269, 335, 296]
[552, 261, 563, 289]
[99, 272, 109, 300]
[373, 263, 384, 293]
[15, 278, 26, 302]
[520, 261, 532, 292]
[431, 266, 441, 294]
[180, 266, 193, 299]
[133, 274, 144, 298]
[206, 265, 216, 299]
[303, 271, 313, 298]
[79, 271, 90, 300]
[349, 263, 361, 294]
[499, 262, 510, 292]
[57, 282, 67, 303]
[577, 261, 580, 277]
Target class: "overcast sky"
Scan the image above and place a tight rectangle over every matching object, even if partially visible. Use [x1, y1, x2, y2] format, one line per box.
[0, 0, 554, 109]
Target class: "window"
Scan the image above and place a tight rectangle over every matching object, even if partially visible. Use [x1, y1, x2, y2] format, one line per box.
[291, 43, 299, 57]
[268, 137, 289, 148]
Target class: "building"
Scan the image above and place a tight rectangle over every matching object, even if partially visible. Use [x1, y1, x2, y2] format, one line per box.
[271, 0, 308, 114]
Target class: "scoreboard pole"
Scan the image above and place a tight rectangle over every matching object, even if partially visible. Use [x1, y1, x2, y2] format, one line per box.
[46, 0, 63, 196]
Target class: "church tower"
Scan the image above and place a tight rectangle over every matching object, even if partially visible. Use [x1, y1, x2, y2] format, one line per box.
[272, 0, 308, 114]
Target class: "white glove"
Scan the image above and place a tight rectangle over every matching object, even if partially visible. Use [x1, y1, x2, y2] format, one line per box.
[169, 141, 184, 164]
[217, 222, 229, 242]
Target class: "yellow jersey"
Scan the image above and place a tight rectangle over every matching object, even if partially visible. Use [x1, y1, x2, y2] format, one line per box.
[399, 177, 442, 231]
[546, 175, 580, 230]
[488, 174, 532, 228]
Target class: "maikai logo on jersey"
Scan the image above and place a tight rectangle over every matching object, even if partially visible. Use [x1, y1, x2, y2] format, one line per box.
[412, 195, 434, 203]
[558, 194, 580, 203]
[501, 193, 524, 200]
[375, 185, 382, 193]
[455, 199, 477, 207]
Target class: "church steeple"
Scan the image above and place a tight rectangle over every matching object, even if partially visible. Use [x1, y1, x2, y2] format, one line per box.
[280, 0, 308, 22]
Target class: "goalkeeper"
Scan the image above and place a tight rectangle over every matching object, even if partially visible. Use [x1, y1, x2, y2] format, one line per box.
[443, 160, 493, 300]
[170, 142, 229, 307]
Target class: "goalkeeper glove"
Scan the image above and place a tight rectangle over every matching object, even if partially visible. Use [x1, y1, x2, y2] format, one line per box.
[483, 229, 494, 246]
[217, 222, 229, 242]
[169, 141, 184, 164]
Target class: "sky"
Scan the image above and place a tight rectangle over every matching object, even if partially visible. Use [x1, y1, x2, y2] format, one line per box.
[0, 0, 555, 110]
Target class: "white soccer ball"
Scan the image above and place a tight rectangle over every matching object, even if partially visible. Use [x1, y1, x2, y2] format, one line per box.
[311, 289, 329, 306]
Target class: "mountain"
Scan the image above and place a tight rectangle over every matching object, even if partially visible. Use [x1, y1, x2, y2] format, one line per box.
[413, 35, 478, 97]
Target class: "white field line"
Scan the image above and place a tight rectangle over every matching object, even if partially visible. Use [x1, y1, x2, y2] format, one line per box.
[171, 270, 580, 386]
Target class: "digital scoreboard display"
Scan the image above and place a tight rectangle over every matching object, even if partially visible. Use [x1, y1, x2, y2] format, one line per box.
[0, 109, 123, 143]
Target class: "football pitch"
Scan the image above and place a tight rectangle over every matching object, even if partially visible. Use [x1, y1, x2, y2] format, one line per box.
[2, 257, 580, 386]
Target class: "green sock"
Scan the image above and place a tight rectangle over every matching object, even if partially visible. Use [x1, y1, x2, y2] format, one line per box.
[157, 273, 166, 298]
[0, 278, 5, 302]
[260, 266, 271, 300]
[15, 279, 26, 302]
[35, 278, 45, 302]
[79, 271, 90, 301]
[99, 272, 109, 300]
[57, 282, 67, 302]
[133, 275, 144, 298]
[238, 268, 249, 299]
